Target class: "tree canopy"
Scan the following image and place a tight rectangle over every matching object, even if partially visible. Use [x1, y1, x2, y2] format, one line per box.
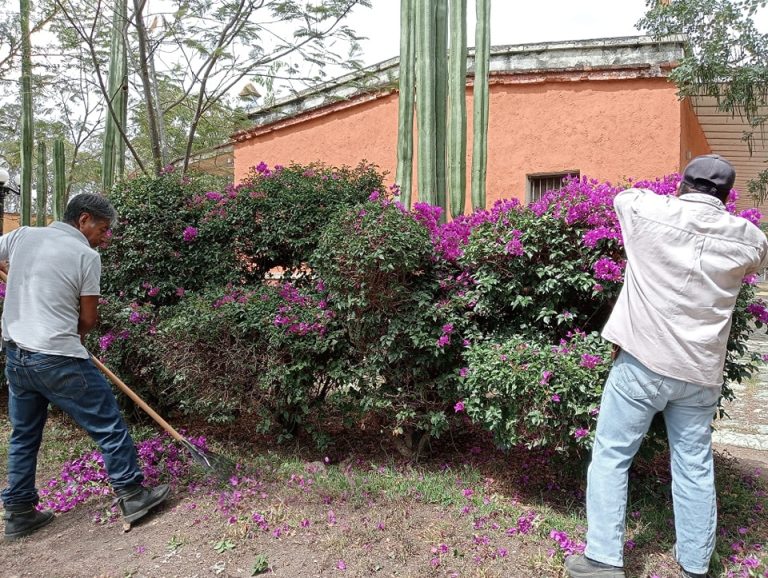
[0, 0, 371, 194]
[639, 0, 768, 199]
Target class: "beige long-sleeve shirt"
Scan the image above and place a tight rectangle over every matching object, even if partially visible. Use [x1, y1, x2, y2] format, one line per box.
[602, 189, 768, 388]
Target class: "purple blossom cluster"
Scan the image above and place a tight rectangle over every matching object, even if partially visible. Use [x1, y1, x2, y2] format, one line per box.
[437, 322, 454, 348]
[272, 282, 334, 337]
[747, 301, 768, 324]
[38, 434, 207, 513]
[579, 354, 603, 369]
[506, 510, 538, 535]
[212, 285, 251, 309]
[549, 529, 585, 557]
[592, 257, 624, 282]
[182, 226, 198, 243]
[141, 281, 160, 298]
[98, 330, 130, 352]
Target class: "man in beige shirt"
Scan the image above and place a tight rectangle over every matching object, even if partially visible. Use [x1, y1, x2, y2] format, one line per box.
[565, 155, 768, 578]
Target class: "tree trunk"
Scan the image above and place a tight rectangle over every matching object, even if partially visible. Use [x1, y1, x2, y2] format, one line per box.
[133, 0, 163, 175]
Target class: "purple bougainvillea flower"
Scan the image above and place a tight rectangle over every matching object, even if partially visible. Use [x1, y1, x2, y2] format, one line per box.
[580, 354, 603, 369]
[98, 332, 116, 351]
[574, 428, 589, 439]
[454, 401, 465, 413]
[593, 257, 624, 282]
[540, 370, 553, 386]
[747, 301, 768, 324]
[182, 226, 198, 243]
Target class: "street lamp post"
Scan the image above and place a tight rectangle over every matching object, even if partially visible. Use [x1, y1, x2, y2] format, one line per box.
[0, 168, 21, 236]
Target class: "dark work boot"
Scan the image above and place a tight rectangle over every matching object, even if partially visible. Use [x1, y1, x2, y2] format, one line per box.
[3, 504, 55, 541]
[565, 555, 626, 578]
[115, 484, 170, 523]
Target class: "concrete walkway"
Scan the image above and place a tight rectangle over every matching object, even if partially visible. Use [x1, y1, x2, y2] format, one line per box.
[709, 285, 768, 476]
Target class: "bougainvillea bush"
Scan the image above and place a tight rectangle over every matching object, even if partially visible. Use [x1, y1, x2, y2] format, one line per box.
[194, 161, 385, 279]
[101, 162, 383, 304]
[315, 194, 467, 451]
[101, 169, 234, 304]
[90, 164, 767, 455]
[153, 282, 346, 437]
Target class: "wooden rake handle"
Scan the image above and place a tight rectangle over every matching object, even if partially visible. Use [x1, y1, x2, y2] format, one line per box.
[0, 268, 184, 444]
[89, 356, 185, 444]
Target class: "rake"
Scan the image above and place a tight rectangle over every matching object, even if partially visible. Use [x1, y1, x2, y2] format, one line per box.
[90, 356, 236, 480]
[0, 269, 235, 480]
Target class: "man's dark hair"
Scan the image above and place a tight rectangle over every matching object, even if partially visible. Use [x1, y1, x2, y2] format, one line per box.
[63, 193, 117, 225]
[679, 182, 730, 205]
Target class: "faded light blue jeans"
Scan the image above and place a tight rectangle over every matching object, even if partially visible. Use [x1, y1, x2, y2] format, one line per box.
[585, 351, 720, 576]
[2, 342, 144, 508]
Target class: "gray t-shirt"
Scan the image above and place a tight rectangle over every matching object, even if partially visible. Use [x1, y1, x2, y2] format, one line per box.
[0, 222, 101, 358]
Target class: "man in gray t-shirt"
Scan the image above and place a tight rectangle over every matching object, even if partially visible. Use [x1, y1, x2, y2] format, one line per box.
[0, 194, 169, 541]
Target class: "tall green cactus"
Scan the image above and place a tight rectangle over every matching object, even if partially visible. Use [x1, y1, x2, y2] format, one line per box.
[396, 0, 416, 208]
[400, 0, 483, 216]
[434, 0, 448, 220]
[448, 0, 468, 218]
[53, 140, 66, 221]
[471, 0, 490, 210]
[415, 0, 437, 207]
[116, 57, 128, 179]
[20, 0, 33, 226]
[36, 141, 47, 226]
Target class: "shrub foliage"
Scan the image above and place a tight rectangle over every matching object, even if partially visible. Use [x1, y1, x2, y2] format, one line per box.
[66, 163, 767, 455]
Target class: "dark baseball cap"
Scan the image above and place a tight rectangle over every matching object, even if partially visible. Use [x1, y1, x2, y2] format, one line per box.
[682, 154, 736, 195]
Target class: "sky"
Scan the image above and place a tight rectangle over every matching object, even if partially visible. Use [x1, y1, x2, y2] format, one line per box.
[343, 0, 768, 67]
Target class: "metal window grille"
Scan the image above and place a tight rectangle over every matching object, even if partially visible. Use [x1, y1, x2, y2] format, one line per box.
[527, 171, 580, 203]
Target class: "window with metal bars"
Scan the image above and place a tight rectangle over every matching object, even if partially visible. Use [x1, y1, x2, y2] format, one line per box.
[527, 171, 580, 203]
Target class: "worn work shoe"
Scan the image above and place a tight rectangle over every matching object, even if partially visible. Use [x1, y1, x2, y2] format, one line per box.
[3, 504, 55, 541]
[116, 484, 170, 523]
[565, 554, 626, 578]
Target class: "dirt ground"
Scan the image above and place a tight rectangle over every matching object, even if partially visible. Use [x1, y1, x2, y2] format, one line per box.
[0, 460, 557, 578]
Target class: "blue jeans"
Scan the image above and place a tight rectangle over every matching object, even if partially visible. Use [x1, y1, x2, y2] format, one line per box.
[2, 343, 144, 507]
[585, 351, 720, 575]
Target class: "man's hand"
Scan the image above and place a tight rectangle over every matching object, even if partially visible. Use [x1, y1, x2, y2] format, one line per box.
[0, 260, 8, 274]
[611, 343, 621, 361]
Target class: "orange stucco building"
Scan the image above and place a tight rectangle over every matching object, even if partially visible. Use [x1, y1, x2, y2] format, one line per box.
[233, 36, 761, 215]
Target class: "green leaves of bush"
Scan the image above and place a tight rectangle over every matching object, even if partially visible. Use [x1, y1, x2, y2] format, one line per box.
[459, 332, 612, 453]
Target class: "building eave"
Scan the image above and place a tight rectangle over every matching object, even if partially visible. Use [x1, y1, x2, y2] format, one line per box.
[232, 34, 686, 143]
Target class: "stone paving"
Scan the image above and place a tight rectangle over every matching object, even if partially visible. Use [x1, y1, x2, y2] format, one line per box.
[711, 286, 768, 451]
